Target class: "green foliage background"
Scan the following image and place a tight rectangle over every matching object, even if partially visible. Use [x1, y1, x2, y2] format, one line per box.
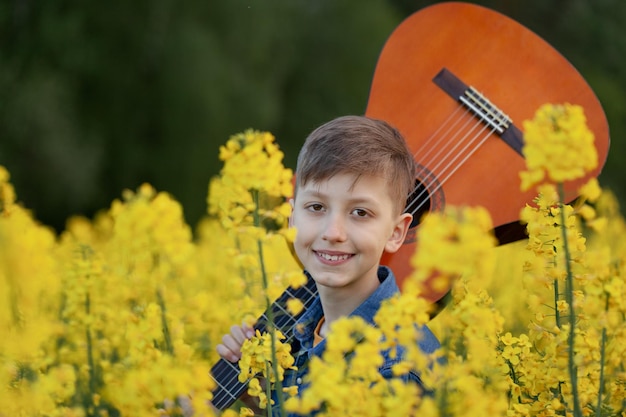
[1, 0, 624, 232]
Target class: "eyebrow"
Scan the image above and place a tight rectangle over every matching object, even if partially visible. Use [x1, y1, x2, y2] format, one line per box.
[298, 189, 381, 207]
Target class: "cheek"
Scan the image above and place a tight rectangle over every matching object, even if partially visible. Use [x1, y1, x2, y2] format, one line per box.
[290, 216, 310, 245]
[292, 231, 310, 262]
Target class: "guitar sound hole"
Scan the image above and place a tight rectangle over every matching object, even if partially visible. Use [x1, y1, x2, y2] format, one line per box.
[405, 178, 431, 229]
[403, 163, 445, 230]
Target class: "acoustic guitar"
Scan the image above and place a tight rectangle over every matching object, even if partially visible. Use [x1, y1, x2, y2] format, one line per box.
[209, 2, 610, 410]
[369, 2, 609, 301]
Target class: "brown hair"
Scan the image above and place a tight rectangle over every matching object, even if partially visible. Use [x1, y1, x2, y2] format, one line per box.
[295, 115, 415, 214]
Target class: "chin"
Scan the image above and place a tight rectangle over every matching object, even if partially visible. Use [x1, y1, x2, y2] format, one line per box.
[310, 273, 346, 288]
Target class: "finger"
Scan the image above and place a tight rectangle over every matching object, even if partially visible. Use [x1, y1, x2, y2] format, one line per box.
[215, 322, 257, 363]
[221, 333, 244, 355]
[216, 341, 240, 363]
[241, 321, 256, 339]
[229, 324, 248, 345]
[216, 325, 253, 362]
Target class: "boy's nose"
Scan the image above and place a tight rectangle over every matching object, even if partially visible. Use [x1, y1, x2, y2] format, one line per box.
[322, 214, 347, 242]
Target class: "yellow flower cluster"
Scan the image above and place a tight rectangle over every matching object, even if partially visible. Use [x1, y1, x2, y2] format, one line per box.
[0, 167, 63, 416]
[407, 207, 510, 417]
[502, 103, 624, 416]
[209, 129, 294, 233]
[408, 205, 497, 295]
[520, 103, 598, 191]
[1, 106, 625, 417]
[0, 130, 300, 416]
[429, 284, 510, 417]
[284, 316, 422, 417]
[520, 184, 581, 289]
[510, 183, 626, 416]
[207, 129, 303, 306]
[57, 185, 220, 416]
[238, 329, 295, 409]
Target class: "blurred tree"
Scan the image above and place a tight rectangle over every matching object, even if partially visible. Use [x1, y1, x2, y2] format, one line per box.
[0, 0, 400, 231]
[0, 0, 624, 233]
[527, 0, 626, 206]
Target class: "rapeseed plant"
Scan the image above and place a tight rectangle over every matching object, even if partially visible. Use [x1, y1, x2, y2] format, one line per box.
[212, 130, 302, 417]
[506, 103, 625, 417]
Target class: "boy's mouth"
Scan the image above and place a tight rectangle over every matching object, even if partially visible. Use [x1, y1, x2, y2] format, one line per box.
[315, 251, 352, 262]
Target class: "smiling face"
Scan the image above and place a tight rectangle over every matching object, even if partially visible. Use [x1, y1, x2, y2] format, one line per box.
[290, 172, 412, 297]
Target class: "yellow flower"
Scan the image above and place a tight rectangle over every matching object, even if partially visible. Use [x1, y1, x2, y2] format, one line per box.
[409, 205, 496, 287]
[282, 385, 298, 396]
[578, 178, 602, 202]
[238, 407, 255, 417]
[238, 329, 294, 384]
[500, 332, 518, 346]
[286, 298, 304, 316]
[501, 345, 522, 365]
[216, 129, 293, 200]
[0, 165, 17, 214]
[520, 103, 597, 191]
[247, 377, 264, 397]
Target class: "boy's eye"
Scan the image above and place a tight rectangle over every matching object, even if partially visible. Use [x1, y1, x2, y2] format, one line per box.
[352, 208, 369, 217]
[307, 203, 324, 212]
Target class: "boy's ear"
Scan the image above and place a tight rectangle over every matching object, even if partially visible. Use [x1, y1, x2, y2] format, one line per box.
[384, 213, 413, 253]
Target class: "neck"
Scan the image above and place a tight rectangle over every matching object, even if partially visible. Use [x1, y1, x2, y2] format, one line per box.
[317, 270, 381, 328]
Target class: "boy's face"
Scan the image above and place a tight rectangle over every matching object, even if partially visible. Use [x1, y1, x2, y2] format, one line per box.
[290, 172, 412, 293]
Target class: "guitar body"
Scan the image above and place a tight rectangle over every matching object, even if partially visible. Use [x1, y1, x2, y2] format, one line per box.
[367, 2, 609, 301]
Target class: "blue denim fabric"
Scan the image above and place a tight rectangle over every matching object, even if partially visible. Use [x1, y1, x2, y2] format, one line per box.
[272, 266, 440, 416]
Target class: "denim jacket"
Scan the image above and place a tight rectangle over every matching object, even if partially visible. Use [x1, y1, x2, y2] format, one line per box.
[272, 266, 440, 416]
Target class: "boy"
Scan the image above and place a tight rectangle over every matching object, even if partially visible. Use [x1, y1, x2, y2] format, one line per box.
[216, 115, 440, 413]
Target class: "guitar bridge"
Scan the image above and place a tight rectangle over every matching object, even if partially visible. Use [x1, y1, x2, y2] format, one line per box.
[461, 87, 510, 134]
[433, 68, 524, 156]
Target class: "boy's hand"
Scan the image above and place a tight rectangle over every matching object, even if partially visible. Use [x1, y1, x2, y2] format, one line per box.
[216, 321, 256, 363]
[215, 321, 264, 414]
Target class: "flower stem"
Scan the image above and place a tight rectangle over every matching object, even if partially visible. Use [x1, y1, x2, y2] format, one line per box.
[557, 183, 582, 417]
[554, 278, 561, 328]
[85, 292, 96, 416]
[595, 293, 609, 417]
[156, 288, 175, 356]
[253, 189, 286, 417]
[80, 246, 97, 417]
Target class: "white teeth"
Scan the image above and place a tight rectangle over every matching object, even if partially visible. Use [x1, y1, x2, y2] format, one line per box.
[319, 252, 350, 261]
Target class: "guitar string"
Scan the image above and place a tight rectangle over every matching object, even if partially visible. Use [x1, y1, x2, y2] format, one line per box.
[416, 109, 484, 186]
[405, 106, 499, 218]
[210, 279, 319, 410]
[401, 105, 473, 215]
[409, 122, 496, 219]
[408, 105, 469, 177]
[402, 106, 470, 211]
[428, 122, 496, 207]
[409, 111, 493, 216]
